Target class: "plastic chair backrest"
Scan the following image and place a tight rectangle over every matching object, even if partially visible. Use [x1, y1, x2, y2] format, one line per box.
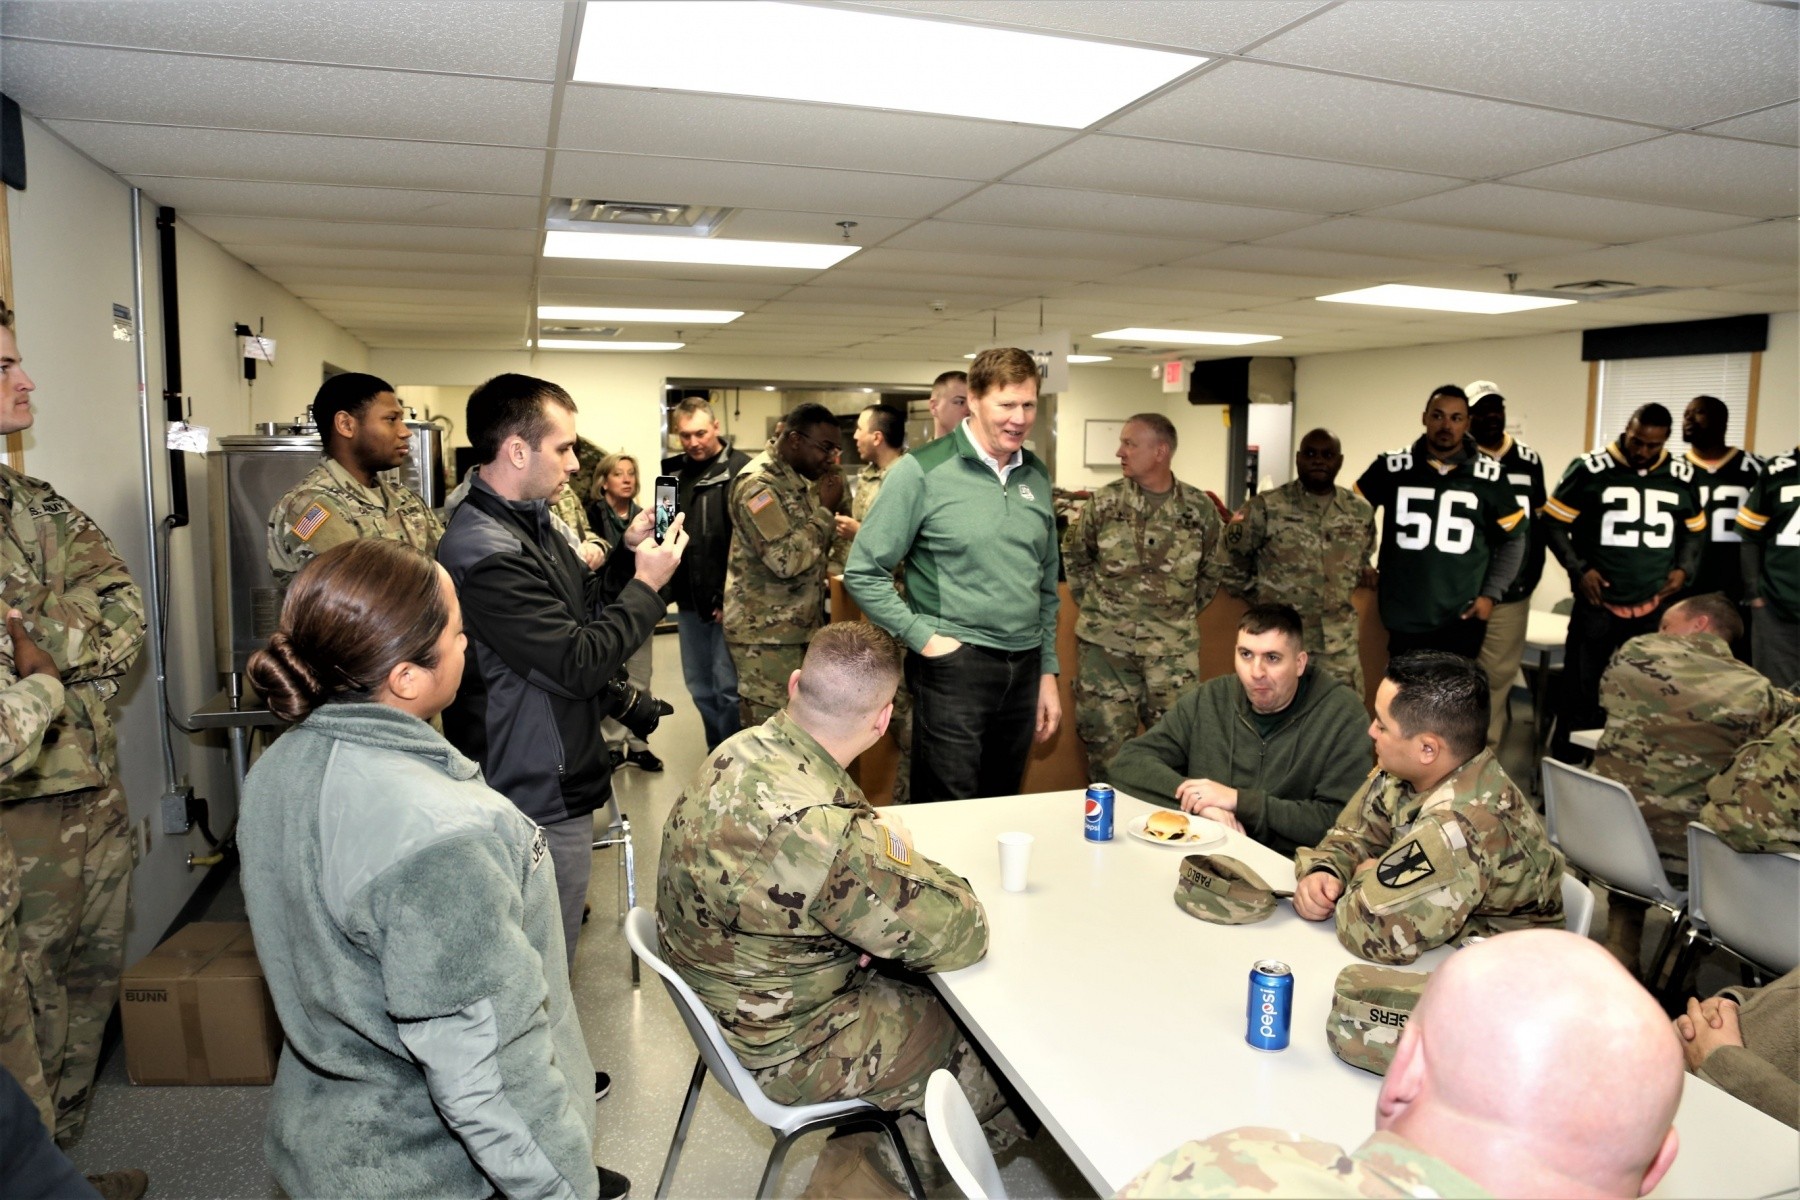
[622, 908, 762, 1111]
[924, 1070, 1006, 1200]
[1686, 825, 1800, 974]
[1559, 873, 1595, 939]
[1540, 759, 1683, 906]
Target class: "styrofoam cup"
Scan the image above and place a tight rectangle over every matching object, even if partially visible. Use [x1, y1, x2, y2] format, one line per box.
[997, 832, 1034, 892]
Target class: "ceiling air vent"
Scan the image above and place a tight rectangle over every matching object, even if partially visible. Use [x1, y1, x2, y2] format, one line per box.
[548, 198, 734, 237]
[1513, 279, 1681, 302]
[540, 324, 624, 337]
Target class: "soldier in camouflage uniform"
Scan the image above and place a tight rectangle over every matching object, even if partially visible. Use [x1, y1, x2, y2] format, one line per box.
[1215, 429, 1376, 695]
[1064, 414, 1224, 774]
[1118, 930, 1684, 1199]
[1699, 713, 1799, 854]
[723, 404, 843, 727]
[1294, 652, 1563, 964]
[267, 373, 441, 589]
[0, 314, 147, 1149]
[549, 480, 608, 570]
[568, 434, 607, 513]
[657, 624, 1019, 1195]
[1592, 594, 1799, 876]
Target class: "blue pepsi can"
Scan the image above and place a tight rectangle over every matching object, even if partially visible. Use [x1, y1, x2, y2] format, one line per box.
[1083, 784, 1114, 841]
[1246, 960, 1293, 1052]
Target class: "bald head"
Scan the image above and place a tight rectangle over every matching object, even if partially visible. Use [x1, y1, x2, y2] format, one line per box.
[1377, 929, 1683, 1198]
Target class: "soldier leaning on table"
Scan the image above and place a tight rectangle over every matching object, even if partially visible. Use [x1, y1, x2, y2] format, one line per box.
[656, 623, 1023, 1199]
[1699, 711, 1800, 854]
[1292, 651, 1564, 965]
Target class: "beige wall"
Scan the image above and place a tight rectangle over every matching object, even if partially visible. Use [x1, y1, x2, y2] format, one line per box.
[8, 116, 368, 958]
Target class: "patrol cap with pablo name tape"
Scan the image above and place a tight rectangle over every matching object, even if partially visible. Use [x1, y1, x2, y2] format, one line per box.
[1327, 963, 1431, 1075]
[1173, 854, 1288, 924]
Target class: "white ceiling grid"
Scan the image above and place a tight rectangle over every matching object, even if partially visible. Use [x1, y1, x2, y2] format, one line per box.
[0, 0, 1792, 360]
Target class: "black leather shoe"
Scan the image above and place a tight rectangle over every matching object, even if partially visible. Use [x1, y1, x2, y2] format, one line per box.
[597, 1165, 631, 1199]
[595, 1071, 611, 1102]
[624, 748, 664, 772]
[607, 748, 625, 769]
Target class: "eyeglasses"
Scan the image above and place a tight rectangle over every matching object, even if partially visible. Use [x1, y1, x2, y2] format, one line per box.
[790, 430, 842, 457]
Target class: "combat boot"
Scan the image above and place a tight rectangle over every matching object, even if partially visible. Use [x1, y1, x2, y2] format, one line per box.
[85, 1169, 149, 1200]
[801, 1130, 909, 1200]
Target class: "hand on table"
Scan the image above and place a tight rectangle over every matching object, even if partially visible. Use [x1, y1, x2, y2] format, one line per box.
[1197, 805, 1243, 834]
[1675, 996, 1743, 1071]
[1034, 674, 1061, 744]
[1292, 871, 1343, 922]
[1175, 779, 1238, 814]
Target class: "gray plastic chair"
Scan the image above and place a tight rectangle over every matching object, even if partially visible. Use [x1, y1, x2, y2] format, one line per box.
[1559, 872, 1596, 939]
[592, 798, 638, 984]
[1666, 824, 1800, 987]
[925, 1069, 1007, 1200]
[1540, 758, 1687, 980]
[622, 908, 925, 1200]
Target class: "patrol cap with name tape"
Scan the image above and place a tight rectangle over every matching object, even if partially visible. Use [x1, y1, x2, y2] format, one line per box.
[1327, 963, 1431, 1075]
[1173, 854, 1286, 925]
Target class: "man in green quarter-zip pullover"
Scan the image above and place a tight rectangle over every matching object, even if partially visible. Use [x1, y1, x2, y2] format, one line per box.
[845, 347, 1061, 802]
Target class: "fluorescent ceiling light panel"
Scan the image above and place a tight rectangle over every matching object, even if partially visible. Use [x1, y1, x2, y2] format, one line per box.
[574, 1, 1204, 128]
[1094, 328, 1282, 346]
[544, 229, 857, 270]
[537, 339, 685, 351]
[537, 305, 742, 324]
[1315, 285, 1577, 314]
[1068, 354, 1113, 364]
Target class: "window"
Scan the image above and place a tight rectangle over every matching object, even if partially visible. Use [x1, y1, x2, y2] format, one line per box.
[1591, 351, 1758, 453]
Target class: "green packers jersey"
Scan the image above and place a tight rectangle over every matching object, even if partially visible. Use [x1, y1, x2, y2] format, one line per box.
[1686, 447, 1763, 602]
[1543, 444, 1705, 606]
[1355, 437, 1527, 633]
[1739, 448, 1800, 622]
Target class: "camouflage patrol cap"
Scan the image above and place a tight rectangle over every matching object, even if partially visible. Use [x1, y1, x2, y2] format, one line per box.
[1327, 964, 1430, 1075]
[1173, 854, 1280, 925]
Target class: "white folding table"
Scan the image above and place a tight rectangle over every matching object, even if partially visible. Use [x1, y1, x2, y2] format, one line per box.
[901, 790, 1799, 1198]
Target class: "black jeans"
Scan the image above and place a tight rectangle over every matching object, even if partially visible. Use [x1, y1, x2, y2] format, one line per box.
[1386, 617, 1488, 663]
[1552, 597, 1664, 760]
[906, 643, 1041, 803]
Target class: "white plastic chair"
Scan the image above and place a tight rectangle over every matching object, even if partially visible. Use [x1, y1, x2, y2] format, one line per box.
[1540, 758, 1687, 980]
[925, 1069, 1007, 1200]
[1559, 872, 1595, 939]
[622, 908, 925, 1200]
[591, 798, 638, 984]
[1666, 824, 1800, 987]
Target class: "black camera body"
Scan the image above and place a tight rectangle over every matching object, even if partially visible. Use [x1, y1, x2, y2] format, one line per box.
[602, 673, 674, 741]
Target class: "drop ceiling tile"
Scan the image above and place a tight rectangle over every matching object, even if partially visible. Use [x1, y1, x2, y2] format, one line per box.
[1719, 278, 1800, 298]
[1601, 288, 1797, 316]
[718, 211, 914, 244]
[1698, 102, 1800, 148]
[1108, 60, 1653, 177]
[787, 284, 1022, 308]
[833, 247, 1126, 283]
[1049, 280, 1287, 307]
[549, 151, 979, 219]
[0, 0, 566, 77]
[1250, 1, 1798, 127]
[2, 43, 553, 142]
[538, 279, 794, 302]
[852, 1, 1328, 53]
[1257, 216, 1599, 265]
[1009, 135, 1462, 211]
[884, 220, 1220, 263]
[1178, 243, 1436, 281]
[1503, 135, 1797, 218]
[183, 215, 541, 254]
[1117, 267, 1338, 298]
[290, 284, 516, 304]
[235, 246, 532, 275]
[938, 183, 1323, 242]
[45, 121, 546, 194]
[1363, 183, 1759, 243]
[125, 176, 541, 227]
[260, 265, 532, 292]
[1644, 220, 1799, 267]
[1502, 245, 1790, 290]
[556, 87, 1071, 177]
[822, 270, 1048, 296]
[537, 258, 821, 286]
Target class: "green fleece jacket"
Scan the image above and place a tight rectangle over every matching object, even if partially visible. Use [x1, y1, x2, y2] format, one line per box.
[1104, 671, 1372, 856]
[844, 422, 1060, 673]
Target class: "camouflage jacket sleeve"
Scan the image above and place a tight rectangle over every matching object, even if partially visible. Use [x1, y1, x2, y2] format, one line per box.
[1293, 770, 1388, 883]
[1060, 494, 1100, 607]
[1214, 496, 1265, 598]
[731, 470, 833, 581]
[1334, 811, 1485, 964]
[10, 511, 146, 685]
[1698, 719, 1800, 853]
[1193, 500, 1227, 608]
[0, 674, 63, 782]
[811, 809, 990, 973]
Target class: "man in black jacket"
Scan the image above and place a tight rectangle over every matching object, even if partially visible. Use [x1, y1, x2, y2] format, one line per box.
[663, 396, 751, 749]
[439, 374, 685, 963]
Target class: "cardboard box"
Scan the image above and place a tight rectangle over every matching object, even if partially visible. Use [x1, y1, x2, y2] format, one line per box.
[120, 921, 281, 1085]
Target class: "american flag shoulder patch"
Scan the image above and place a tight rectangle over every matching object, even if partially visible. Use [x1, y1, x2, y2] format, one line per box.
[747, 489, 774, 514]
[292, 502, 332, 542]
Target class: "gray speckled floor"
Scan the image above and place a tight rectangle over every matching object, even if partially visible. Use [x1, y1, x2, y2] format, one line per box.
[68, 634, 1095, 1199]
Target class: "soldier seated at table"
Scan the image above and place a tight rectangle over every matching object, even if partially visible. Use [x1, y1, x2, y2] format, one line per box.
[1104, 603, 1370, 855]
[1674, 966, 1799, 1131]
[1698, 711, 1799, 855]
[1119, 929, 1684, 1199]
[655, 622, 1023, 1198]
[1292, 651, 1564, 964]
[1590, 593, 1800, 969]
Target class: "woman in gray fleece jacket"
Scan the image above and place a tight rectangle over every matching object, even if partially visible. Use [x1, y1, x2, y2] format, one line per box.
[240, 539, 610, 1200]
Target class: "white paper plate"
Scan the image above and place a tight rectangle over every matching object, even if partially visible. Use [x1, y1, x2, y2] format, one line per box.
[1126, 813, 1227, 850]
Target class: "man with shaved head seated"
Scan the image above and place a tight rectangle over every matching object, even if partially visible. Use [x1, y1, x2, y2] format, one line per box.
[1119, 929, 1686, 1198]
[657, 622, 1022, 1197]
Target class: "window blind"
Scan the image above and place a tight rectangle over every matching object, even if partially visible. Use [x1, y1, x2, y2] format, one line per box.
[1593, 352, 1756, 453]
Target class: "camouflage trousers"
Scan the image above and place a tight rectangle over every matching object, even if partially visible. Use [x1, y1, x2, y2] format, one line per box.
[752, 974, 1024, 1184]
[1073, 641, 1199, 777]
[2, 827, 52, 1133]
[885, 681, 914, 807]
[1303, 614, 1363, 698]
[728, 641, 808, 728]
[0, 782, 132, 1146]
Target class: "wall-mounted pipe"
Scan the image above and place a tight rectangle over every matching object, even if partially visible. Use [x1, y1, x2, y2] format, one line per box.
[154, 205, 189, 528]
[132, 188, 178, 792]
